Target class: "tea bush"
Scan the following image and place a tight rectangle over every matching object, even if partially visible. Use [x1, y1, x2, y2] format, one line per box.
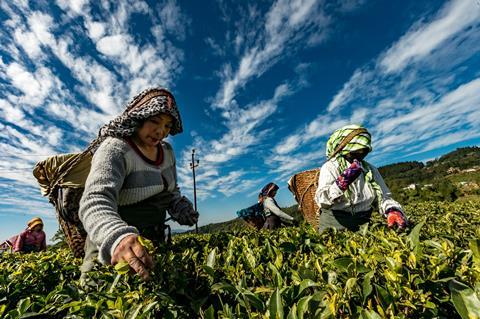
[1, 201, 479, 318]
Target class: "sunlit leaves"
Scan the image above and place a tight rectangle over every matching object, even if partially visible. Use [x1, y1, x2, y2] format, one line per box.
[0, 201, 479, 317]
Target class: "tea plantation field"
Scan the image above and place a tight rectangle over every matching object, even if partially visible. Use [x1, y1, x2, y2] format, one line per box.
[1, 201, 480, 318]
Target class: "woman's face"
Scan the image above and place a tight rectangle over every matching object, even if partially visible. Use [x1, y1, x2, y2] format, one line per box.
[344, 148, 369, 163]
[31, 225, 43, 232]
[136, 114, 174, 147]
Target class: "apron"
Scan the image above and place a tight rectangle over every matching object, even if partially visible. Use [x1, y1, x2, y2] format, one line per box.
[318, 208, 372, 234]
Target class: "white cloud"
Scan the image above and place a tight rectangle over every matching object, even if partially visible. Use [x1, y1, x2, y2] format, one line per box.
[0, 0, 188, 219]
[13, 30, 42, 59]
[205, 37, 225, 56]
[327, 68, 370, 111]
[214, 0, 329, 109]
[272, 0, 480, 171]
[380, 0, 480, 73]
[96, 34, 129, 56]
[0, 99, 25, 123]
[56, 0, 89, 16]
[5, 63, 55, 107]
[274, 116, 348, 155]
[178, 82, 298, 199]
[160, 0, 188, 40]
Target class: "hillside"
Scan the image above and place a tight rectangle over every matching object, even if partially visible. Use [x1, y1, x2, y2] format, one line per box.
[379, 146, 480, 202]
[188, 205, 303, 234]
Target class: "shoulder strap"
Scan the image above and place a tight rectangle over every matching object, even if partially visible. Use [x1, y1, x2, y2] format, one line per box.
[328, 128, 368, 160]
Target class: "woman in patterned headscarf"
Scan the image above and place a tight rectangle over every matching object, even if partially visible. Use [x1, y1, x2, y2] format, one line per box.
[260, 182, 295, 229]
[79, 87, 198, 285]
[314, 124, 407, 234]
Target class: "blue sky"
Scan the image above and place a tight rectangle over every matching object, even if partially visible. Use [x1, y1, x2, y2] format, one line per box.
[1, 0, 479, 242]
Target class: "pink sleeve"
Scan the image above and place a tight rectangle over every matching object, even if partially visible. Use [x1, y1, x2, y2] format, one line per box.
[13, 231, 27, 252]
[40, 231, 47, 250]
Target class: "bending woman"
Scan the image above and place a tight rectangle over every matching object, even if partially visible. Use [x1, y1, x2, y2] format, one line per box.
[12, 217, 47, 253]
[261, 183, 295, 229]
[314, 125, 407, 234]
[79, 88, 198, 284]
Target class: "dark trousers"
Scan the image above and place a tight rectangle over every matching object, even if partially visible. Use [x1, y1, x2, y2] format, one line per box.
[318, 208, 372, 234]
[263, 214, 281, 230]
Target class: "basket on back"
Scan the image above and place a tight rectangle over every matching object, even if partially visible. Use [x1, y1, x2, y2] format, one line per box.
[33, 151, 92, 258]
[288, 128, 369, 229]
[288, 168, 320, 229]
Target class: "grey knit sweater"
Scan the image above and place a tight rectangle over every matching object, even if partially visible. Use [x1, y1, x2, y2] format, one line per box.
[79, 137, 181, 264]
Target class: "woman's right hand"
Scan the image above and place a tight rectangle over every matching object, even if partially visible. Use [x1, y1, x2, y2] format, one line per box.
[111, 234, 154, 280]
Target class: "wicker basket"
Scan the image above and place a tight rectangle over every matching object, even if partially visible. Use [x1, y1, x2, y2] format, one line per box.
[55, 187, 87, 258]
[33, 153, 91, 258]
[288, 168, 321, 229]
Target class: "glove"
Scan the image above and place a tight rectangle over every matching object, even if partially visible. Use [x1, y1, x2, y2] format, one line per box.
[336, 159, 363, 191]
[386, 209, 407, 229]
[169, 196, 199, 226]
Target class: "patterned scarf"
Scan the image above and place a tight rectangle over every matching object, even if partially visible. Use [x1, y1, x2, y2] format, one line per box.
[326, 125, 383, 209]
[260, 182, 280, 208]
[261, 182, 279, 197]
[89, 87, 183, 151]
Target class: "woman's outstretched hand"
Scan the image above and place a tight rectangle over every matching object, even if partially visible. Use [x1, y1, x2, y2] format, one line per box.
[111, 234, 154, 281]
[386, 209, 408, 230]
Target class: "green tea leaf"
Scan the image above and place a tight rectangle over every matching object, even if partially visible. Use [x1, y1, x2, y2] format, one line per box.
[374, 284, 393, 310]
[333, 257, 354, 272]
[286, 303, 298, 319]
[137, 235, 155, 254]
[359, 309, 382, 319]
[269, 288, 284, 319]
[345, 277, 357, 296]
[17, 298, 31, 315]
[206, 247, 217, 268]
[114, 261, 130, 275]
[296, 279, 318, 299]
[297, 295, 312, 319]
[407, 220, 425, 251]
[469, 239, 480, 266]
[204, 305, 215, 319]
[243, 290, 265, 311]
[449, 279, 480, 319]
[362, 271, 375, 303]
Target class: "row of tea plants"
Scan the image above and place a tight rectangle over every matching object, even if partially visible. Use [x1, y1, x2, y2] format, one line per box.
[1, 200, 479, 318]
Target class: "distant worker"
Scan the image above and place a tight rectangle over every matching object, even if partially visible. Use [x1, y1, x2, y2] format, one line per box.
[315, 124, 408, 233]
[261, 183, 295, 229]
[79, 87, 199, 285]
[11, 217, 47, 253]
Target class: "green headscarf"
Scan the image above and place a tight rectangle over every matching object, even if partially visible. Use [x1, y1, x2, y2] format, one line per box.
[326, 124, 383, 210]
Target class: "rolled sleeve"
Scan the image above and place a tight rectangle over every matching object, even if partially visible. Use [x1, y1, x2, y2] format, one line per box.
[264, 198, 294, 220]
[315, 161, 345, 208]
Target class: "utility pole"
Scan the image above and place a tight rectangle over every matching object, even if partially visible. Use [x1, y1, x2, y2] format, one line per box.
[189, 149, 199, 233]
